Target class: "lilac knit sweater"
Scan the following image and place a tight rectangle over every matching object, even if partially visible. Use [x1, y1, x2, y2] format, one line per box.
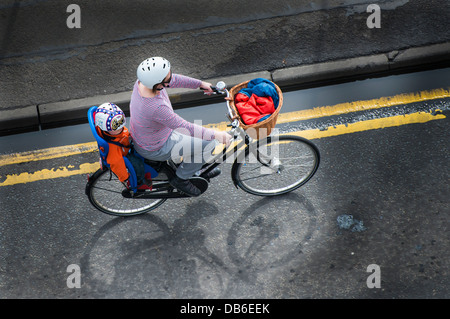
[129, 74, 216, 151]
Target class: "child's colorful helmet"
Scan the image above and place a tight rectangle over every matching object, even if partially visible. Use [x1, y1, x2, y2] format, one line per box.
[94, 103, 126, 132]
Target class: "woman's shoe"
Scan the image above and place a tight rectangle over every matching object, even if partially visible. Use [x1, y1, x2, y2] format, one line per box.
[170, 176, 201, 197]
[200, 167, 221, 180]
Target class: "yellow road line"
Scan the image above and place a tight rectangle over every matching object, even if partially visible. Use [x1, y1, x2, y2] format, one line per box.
[287, 111, 446, 140]
[0, 162, 100, 187]
[0, 110, 445, 187]
[277, 87, 450, 123]
[1, 88, 449, 168]
[0, 142, 98, 167]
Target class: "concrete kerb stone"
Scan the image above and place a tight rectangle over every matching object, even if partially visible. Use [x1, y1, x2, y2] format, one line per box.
[38, 91, 132, 130]
[1, 105, 40, 134]
[271, 54, 390, 87]
[388, 42, 450, 70]
[272, 42, 450, 87]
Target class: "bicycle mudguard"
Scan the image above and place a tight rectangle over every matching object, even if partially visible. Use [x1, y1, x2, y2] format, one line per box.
[85, 167, 105, 196]
[230, 161, 241, 189]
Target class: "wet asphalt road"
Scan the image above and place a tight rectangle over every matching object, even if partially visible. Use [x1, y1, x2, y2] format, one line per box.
[0, 69, 449, 302]
[1, 111, 449, 300]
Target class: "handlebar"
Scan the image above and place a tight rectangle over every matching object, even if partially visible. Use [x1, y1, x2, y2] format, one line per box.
[202, 81, 239, 126]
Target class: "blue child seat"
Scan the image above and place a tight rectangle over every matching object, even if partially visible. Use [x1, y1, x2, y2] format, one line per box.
[88, 106, 157, 192]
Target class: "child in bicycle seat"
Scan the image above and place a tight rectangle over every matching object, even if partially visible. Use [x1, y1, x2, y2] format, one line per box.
[94, 102, 152, 190]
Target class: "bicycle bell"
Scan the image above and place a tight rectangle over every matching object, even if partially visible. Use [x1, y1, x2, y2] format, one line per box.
[216, 81, 226, 91]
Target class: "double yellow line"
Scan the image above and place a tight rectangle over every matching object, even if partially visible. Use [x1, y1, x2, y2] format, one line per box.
[0, 88, 448, 187]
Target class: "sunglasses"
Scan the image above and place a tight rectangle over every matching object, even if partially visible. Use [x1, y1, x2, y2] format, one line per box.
[155, 72, 172, 91]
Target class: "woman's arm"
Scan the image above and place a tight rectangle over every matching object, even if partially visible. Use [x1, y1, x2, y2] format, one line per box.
[169, 74, 213, 93]
[153, 104, 231, 144]
[168, 74, 201, 89]
[153, 104, 216, 140]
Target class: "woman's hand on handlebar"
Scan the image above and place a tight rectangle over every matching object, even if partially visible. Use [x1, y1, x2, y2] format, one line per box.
[214, 130, 232, 146]
[200, 81, 214, 94]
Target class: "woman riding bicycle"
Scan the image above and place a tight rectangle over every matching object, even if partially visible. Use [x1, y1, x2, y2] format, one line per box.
[129, 57, 231, 197]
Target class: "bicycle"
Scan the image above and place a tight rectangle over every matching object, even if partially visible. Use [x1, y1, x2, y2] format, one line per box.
[85, 81, 320, 216]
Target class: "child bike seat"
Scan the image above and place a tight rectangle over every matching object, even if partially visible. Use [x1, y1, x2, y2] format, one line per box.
[87, 106, 157, 192]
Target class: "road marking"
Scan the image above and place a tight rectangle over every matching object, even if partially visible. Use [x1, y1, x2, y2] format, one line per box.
[287, 110, 446, 140]
[0, 163, 99, 187]
[0, 110, 445, 187]
[0, 142, 97, 167]
[277, 87, 450, 123]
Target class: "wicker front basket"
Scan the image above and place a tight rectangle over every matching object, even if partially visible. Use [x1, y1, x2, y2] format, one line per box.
[228, 80, 283, 140]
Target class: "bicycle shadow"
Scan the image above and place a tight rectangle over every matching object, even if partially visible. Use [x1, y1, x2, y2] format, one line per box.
[80, 200, 226, 298]
[80, 192, 318, 298]
[223, 192, 318, 297]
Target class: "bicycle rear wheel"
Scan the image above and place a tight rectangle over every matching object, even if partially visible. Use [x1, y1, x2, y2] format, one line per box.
[233, 135, 320, 196]
[86, 168, 166, 216]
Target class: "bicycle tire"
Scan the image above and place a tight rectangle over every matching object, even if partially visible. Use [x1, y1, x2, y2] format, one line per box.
[86, 168, 167, 216]
[232, 135, 320, 196]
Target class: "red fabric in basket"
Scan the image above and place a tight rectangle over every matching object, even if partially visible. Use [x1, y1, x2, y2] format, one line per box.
[235, 93, 275, 125]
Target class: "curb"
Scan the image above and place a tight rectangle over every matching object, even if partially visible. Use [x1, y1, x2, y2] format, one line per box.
[272, 42, 450, 87]
[1, 42, 449, 136]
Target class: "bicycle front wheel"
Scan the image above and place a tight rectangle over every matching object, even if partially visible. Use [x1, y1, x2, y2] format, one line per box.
[86, 168, 166, 216]
[233, 135, 320, 196]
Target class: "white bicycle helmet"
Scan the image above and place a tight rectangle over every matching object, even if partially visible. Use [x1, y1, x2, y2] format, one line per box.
[137, 57, 171, 88]
[94, 103, 126, 132]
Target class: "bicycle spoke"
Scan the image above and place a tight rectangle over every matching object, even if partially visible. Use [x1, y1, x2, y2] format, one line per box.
[91, 185, 123, 195]
[239, 172, 276, 182]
